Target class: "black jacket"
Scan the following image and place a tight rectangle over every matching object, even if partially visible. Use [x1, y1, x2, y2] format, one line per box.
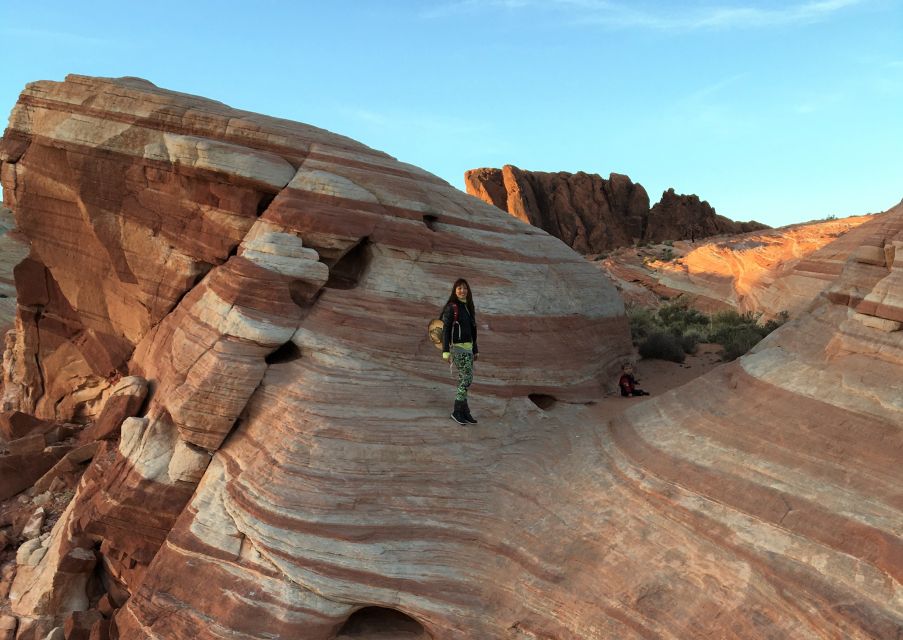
[441, 300, 478, 354]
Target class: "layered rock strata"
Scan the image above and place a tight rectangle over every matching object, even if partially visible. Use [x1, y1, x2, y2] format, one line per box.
[1, 77, 901, 639]
[601, 213, 879, 318]
[0, 207, 27, 334]
[464, 165, 768, 253]
[0, 76, 630, 637]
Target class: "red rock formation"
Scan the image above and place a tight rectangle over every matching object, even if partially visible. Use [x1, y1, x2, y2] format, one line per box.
[464, 165, 768, 253]
[645, 188, 768, 243]
[1, 77, 901, 639]
[464, 165, 649, 253]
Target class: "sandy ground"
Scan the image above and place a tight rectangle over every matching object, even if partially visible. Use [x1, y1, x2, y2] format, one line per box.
[593, 343, 726, 417]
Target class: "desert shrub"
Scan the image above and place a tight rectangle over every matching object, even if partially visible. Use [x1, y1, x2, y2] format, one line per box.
[720, 326, 766, 361]
[628, 303, 788, 362]
[639, 331, 686, 363]
[659, 303, 709, 330]
[680, 331, 701, 354]
[627, 306, 662, 344]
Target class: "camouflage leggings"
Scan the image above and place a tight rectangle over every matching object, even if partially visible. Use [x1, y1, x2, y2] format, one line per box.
[451, 348, 474, 401]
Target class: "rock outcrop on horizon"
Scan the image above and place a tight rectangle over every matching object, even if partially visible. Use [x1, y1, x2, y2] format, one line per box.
[464, 165, 768, 254]
[0, 76, 900, 640]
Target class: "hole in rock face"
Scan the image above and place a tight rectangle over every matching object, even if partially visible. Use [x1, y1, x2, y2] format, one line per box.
[325, 237, 371, 290]
[422, 214, 439, 231]
[528, 394, 557, 410]
[256, 192, 276, 216]
[335, 607, 429, 639]
[265, 341, 302, 365]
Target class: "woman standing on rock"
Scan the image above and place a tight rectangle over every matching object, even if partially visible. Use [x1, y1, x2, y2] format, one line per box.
[441, 278, 479, 424]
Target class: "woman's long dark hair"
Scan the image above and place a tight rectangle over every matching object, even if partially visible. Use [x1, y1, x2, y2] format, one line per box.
[445, 278, 475, 317]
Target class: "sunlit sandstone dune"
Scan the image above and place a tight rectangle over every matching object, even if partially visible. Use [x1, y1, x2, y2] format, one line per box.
[0, 76, 900, 639]
[600, 213, 881, 318]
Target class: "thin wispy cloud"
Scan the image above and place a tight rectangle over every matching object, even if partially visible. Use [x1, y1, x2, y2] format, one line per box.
[423, 0, 869, 30]
[685, 73, 751, 102]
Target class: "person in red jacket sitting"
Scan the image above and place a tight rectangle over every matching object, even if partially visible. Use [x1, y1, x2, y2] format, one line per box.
[619, 363, 649, 397]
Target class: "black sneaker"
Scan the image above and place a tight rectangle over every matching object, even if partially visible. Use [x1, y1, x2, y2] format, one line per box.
[450, 399, 467, 424]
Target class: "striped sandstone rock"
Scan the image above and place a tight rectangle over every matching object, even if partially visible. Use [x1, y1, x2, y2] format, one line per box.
[1, 77, 900, 639]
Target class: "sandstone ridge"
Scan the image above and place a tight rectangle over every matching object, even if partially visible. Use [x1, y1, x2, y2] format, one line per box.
[0, 76, 900, 639]
[464, 165, 768, 253]
[601, 212, 882, 318]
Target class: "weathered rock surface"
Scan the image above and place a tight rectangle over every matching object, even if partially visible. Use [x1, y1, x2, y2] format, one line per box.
[76, 377, 146, 443]
[601, 213, 879, 318]
[0, 206, 27, 335]
[464, 165, 768, 253]
[1, 76, 901, 639]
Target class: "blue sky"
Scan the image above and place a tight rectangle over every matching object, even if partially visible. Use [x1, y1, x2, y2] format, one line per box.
[1, 0, 901, 227]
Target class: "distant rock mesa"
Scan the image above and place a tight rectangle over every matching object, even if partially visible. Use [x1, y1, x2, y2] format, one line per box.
[464, 165, 768, 253]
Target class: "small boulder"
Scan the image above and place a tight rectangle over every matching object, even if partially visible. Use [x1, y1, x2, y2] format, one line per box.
[79, 377, 148, 442]
[0, 412, 51, 441]
[21, 508, 45, 539]
[32, 492, 52, 507]
[63, 610, 102, 640]
[0, 450, 69, 501]
[15, 537, 46, 567]
[7, 434, 47, 456]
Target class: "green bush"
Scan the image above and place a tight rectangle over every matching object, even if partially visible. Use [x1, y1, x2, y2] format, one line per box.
[627, 306, 662, 343]
[639, 331, 686, 363]
[680, 331, 700, 354]
[627, 303, 788, 362]
[720, 326, 766, 361]
[659, 303, 709, 331]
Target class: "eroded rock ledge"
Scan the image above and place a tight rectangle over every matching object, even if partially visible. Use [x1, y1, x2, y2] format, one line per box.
[0, 76, 900, 639]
